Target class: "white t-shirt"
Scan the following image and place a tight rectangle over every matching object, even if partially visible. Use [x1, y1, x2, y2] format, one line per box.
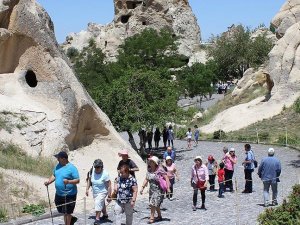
[91, 169, 110, 195]
[186, 131, 192, 139]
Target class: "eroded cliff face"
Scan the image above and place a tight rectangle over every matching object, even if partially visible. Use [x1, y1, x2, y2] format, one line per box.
[201, 0, 300, 133]
[62, 0, 204, 62]
[0, 0, 145, 174]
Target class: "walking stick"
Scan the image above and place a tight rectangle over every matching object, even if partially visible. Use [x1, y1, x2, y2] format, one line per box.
[46, 185, 54, 225]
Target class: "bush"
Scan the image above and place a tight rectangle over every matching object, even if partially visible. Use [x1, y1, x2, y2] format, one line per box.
[294, 98, 300, 113]
[22, 204, 45, 216]
[66, 47, 79, 60]
[258, 132, 270, 141]
[175, 127, 187, 140]
[258, 184, 300, 225]
[0, 208, 8, 222]
[213, 130, 226, 139]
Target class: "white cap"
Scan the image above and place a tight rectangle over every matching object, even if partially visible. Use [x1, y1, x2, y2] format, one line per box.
[268, 148, 275, 155]
[194, 155, 202, 161]
[165, 156, 172, 161]
[229, 147, 235, 152]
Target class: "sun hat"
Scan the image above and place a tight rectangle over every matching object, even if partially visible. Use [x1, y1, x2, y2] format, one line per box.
[118, 149, 129, 156]
[148, 156, 160, 165]
[165, 156, 172, 161]
[229, 147, 235, 152]
[54, 151, 68, 159]
[194, 155, 202, 161]
[268, 148, 275, 155]
[93, 159, 103, 168]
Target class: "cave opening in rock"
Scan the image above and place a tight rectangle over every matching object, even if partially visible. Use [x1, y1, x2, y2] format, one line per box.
[142, 21, 147, 25]
[126, 1, 142, 9]
[25, 70, 38, 87]
[121, 15, 131, 24]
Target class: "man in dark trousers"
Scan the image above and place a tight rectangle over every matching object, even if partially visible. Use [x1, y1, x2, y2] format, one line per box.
[44, 151, 80, 225]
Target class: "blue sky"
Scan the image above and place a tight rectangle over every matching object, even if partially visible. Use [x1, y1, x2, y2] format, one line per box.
[37, 0, 286, 43]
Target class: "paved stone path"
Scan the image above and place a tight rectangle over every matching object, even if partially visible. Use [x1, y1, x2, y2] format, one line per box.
[25, 140, 300, 225]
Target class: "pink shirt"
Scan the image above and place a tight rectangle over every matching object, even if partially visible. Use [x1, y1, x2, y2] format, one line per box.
[223, 154, 237, 171]
[166, 163, 176, 179]
[191, 164, 209, 182]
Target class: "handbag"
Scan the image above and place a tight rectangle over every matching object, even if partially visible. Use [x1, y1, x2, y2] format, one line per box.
[195, 166, 207, 190]
[156, 171, 168, 192]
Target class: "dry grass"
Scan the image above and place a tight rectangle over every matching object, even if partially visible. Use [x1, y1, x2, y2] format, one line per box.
[223, 106, 300, 148]
[0, 142, 55, 177]
[198, 86, 267, 126]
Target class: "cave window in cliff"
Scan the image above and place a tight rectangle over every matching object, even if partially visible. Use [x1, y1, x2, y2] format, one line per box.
[142, 21, 147, 25]
[126, 1, 142, 9]
[25, 70, 38, 88]
[121, 15, 131, 24]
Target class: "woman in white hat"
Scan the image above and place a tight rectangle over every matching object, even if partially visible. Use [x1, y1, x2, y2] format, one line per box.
[191, 156, 209, 211]
[165, 156, 179, 200]
[140, 156, 170, 224]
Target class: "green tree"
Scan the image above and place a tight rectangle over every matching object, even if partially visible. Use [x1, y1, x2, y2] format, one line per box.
[208, 25, 274, 81]
[96, 70, 179, 153]
[117, 28, 188, 71]
[178, 62, 215, 106]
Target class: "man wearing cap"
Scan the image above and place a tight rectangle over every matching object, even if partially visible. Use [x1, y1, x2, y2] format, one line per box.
[44, 151, 80, 225]
[258, 148, 281, 207]
[117, 149, 139, 178]
[163, 146, 176, 162]
[86, 159, 111, 224]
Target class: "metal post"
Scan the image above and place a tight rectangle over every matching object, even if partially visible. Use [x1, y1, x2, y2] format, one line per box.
[235, 177, 240, 225]
[285, 127, 288, 147]
[256, 128, 259, 144]
[84, 197, 87, 225]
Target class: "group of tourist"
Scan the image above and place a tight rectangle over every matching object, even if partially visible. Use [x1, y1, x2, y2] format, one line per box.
[44, 142, 281, 225]
[139, 125, 175, 150]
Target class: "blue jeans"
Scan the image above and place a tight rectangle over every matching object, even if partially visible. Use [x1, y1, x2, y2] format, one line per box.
[218, 182, 224, 196]
[263, 180, 278, 205]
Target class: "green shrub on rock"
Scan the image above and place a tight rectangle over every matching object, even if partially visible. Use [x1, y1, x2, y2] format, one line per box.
[213, 130, 226, 139]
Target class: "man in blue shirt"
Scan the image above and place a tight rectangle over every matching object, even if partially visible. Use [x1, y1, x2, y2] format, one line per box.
[258, 148, 281, 207]
[45, 151, 80, 225]
[163, 146, 176, 161]
[242, 144, 255, 193]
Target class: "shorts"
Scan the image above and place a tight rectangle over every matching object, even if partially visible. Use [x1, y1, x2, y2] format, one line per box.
[55, 194, 77, 214]
[93, 192, 107, 211]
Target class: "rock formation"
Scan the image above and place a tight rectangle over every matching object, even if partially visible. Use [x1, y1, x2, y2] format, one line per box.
[0, 0, 146, 195]
[201, 0, 300, 133]
[62, 0, 204, 62]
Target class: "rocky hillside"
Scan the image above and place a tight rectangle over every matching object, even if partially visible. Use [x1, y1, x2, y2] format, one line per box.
[0, 0, 147, 209]
[62, 0, 206, 64]
[201, 0, 300, 133]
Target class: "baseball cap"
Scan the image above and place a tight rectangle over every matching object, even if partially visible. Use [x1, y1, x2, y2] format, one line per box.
[229, 148, 235, 152]
[93, 159, 103, 168]
[268, 148, 275, 155]
[165, 156, 172, 161]
[54, 151, 68, 159]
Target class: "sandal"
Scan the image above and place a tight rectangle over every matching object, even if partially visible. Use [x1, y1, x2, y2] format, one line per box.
[148, 218, 155, 224]
[155, 216, 163, 222]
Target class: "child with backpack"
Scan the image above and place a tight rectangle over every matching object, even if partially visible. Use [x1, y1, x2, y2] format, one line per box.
[218, 162, 225, 198]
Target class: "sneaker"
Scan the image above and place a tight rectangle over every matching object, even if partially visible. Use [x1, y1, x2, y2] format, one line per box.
[94, 219, 100, 225]
[218, 195, 225, 198]
[169, 197, 174, 201]
[273, 200, 278, 206]
[192, 205, 196, 211]
[70, 216, 78, 225]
